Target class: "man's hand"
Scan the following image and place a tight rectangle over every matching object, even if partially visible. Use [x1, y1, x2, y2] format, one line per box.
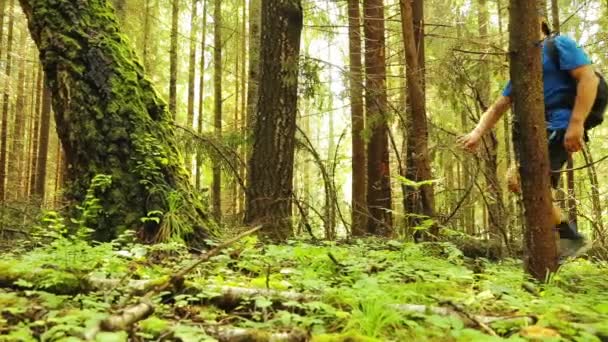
[457, 130, 482, 152]
[564, 121, 584, 152]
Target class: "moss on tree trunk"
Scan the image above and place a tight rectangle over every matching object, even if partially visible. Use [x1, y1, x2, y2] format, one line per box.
[18, 0, 216, 244]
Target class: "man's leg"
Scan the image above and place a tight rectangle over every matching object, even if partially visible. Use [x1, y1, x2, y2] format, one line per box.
[548, 135, 591, 258]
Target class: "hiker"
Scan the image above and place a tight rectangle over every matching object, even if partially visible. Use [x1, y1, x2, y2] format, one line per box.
[458, 16, 607, 259]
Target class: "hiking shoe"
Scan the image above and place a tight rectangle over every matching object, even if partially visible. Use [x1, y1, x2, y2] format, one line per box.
[559, 237, 592, 260]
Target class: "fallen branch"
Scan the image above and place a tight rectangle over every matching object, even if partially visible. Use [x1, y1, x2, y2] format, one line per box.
[391, 304, 536, 327]
[211, 326, 308, 342]
[444, 301, 497, 336]
[88, 226, 262, 338]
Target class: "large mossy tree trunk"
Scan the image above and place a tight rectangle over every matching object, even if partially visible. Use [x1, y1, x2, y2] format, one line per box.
[18, 0, 215, 244]
[509, 0, 557, 280]
[244, 0, 303, 242]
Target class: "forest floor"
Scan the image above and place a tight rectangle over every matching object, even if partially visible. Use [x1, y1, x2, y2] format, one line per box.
[0, 232, 607, 342]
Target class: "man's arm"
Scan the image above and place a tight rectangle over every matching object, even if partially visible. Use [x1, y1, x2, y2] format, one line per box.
[472, 95, 512, 135]
[458, 95, 512, 151]
[564, 65, 599, 152]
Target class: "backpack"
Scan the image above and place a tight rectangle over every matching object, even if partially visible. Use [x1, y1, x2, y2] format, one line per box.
[545, 34, 608, 130]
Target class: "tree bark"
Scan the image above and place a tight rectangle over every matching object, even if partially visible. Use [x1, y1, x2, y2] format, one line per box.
[347, 0, 366, 236]
[244, 0, 303, 242]
[400, 0, 435, 235]
[509, 0, 558, 280]
[364, 0, 392, 235]
[169, 0, 179, 118]
[19, 0, 216, 244]
[212, 0, 222, 221]
[0, 0, 15, 202]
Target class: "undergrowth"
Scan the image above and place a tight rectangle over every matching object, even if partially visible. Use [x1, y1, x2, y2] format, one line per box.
[0, 234, 607, 341]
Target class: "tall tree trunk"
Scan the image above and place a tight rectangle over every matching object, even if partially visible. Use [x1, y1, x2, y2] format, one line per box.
[477, 0, 506, 252]
[196, 0, 207, 191]
[509, 0, 557, 280]
[400, 0, 435, 234]
[8, 27, 28, 201]
[212, 0, 222, 221]
[169, 0, 179, 118]
[347, 0, 366, 236]
[33, 82, 51, 200]
[231, 3, 240, 218]
[185, 0, 197, 174]
[246, 0, 261, 133]
[19, 0, 216, 244]
[29, 66, 43, 198]
[364, 0, 392, 235]
[0, 0, 15, 202]
[244, 0, 303, 242]
[238, 0, 246, 213]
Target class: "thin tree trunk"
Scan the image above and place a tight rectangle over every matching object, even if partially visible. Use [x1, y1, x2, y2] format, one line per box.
[25, 62, 38, 196]
[364, 0, 392, 236]
[400, 0, 435, 235]
[212, 0, 222, 221]
[509, 0, 557, 280]
[196, 0, 207, 191]
[477, 0, 506, 253]
[33, 82, 51, 200]
[28, 66, 43, 198]
[8, 28, 28, 201]
[19, 0, 216, 244]
[185, 0, 197, 174]
[231, 3, 240, 218]
[550, 0, 560, 32]
[582, 145, 604, 241]
[142, 0, 153, 73]
[238, 0, 246, 213]
[0, 0, 7, 58]
[169, 0, 179, 118]
[244, 0, 303, 242]
[347, 0, 366, 236]
[0, 0, 15, 202]
[566, 156, 577, 225]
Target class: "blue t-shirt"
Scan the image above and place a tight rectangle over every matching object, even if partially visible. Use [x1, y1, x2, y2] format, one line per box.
[502, 35, 591, 130]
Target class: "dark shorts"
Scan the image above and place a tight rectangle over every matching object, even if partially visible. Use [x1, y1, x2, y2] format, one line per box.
[512, 126, 571, 188]
[547, 130, 569, 188]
